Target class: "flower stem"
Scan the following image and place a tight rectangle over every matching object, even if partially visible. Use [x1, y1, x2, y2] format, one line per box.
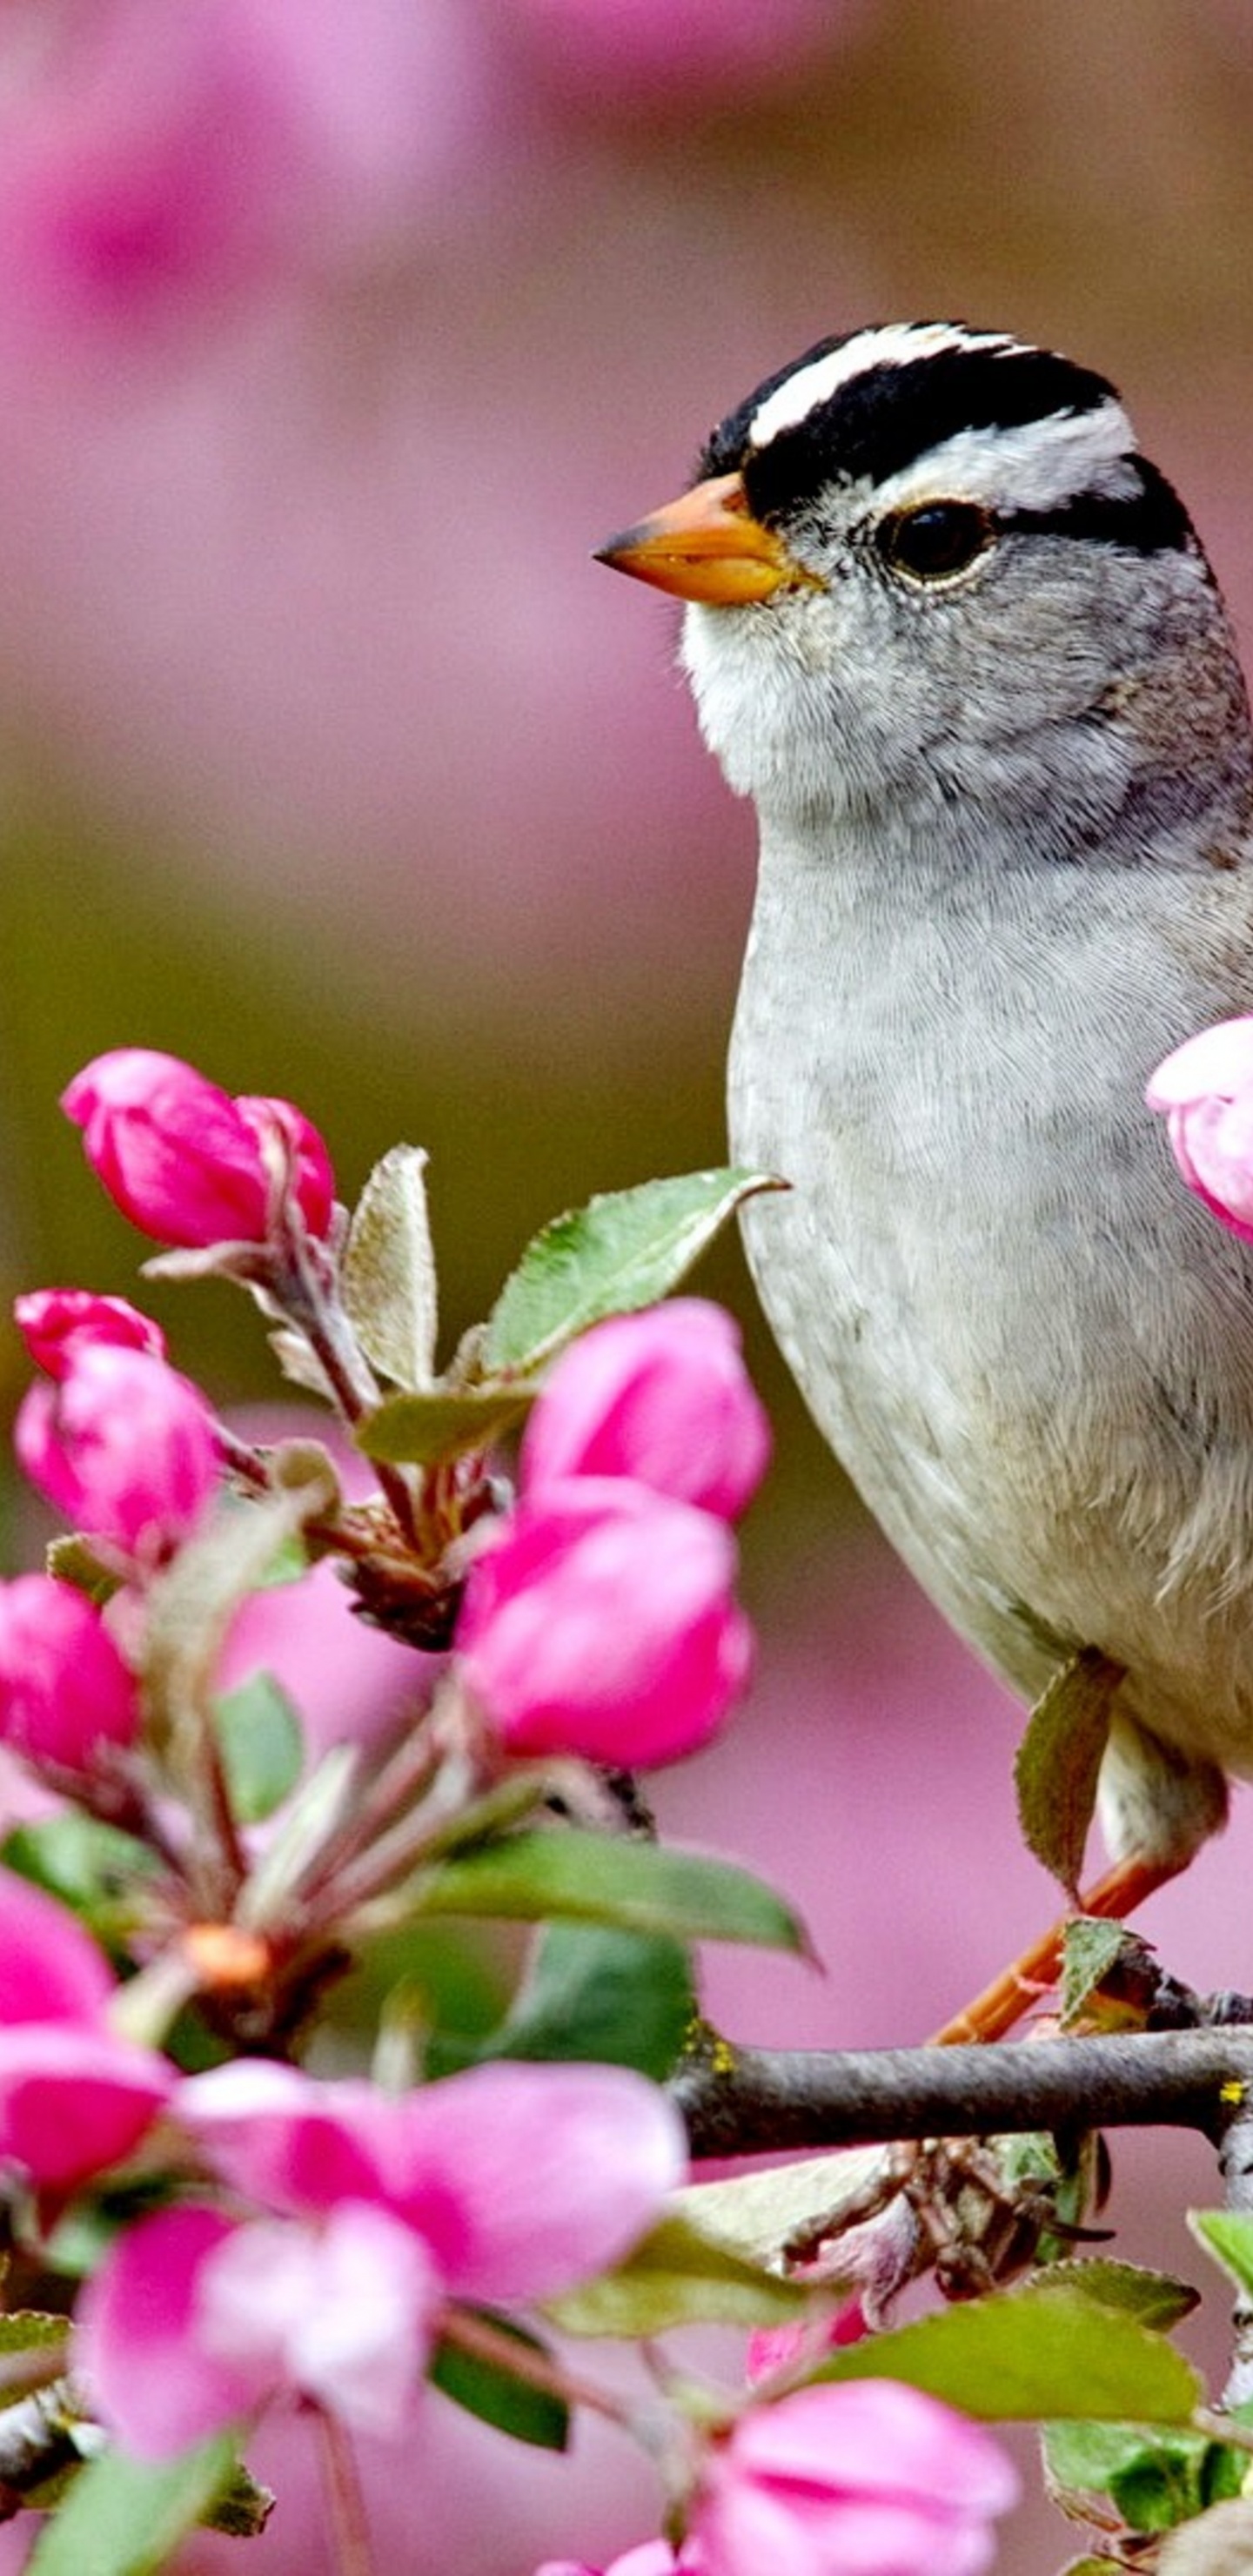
[315, 2409, 376, 2576]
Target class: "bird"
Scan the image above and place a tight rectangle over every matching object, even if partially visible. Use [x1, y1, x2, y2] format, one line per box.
[597, 322, 1253, 1990]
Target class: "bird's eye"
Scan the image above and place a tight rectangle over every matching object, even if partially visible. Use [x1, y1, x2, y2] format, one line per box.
[875, 502, 995, 584]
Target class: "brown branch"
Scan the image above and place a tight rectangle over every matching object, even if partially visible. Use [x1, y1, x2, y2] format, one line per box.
[673, 2027, 1253, 2161]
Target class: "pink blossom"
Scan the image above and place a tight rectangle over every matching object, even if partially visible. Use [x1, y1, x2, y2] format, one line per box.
[0, 1574, 138, 1772]
[179, 2057, 687, 2297]
[61, 1048, 334, 1248]
[13, 1287, 166, 1378]
[15, 1342, 218, 1564]
[0, 1871, 173, 2191]
[456, 1479, 753, 1766]
[521, 1302, 770, 1521]
[84, 2057, 685, 2454]
[77, 2206, 278, 2458]
[693, 2381, 1018, 2576]
[77, 2198, 441, 2454]
[1147, 1018, 1253, 1242]
[0, 0, 503, 339]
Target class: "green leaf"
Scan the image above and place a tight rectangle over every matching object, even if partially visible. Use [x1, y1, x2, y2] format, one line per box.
[670, 2147, 893, 2271]
[405, 1831, 808, 1953]
[342, 1144, 439, 1390]
[814, 2280, 1200, 2422]
[211, 1671, 305, 1824]
[201, 2459, 275, 2538]
[486, 1922, 695, 2079]
[1061, 1916, 1136, 2027]
[1014, 1648, 1122, 1896]
[550, 2210, 806, 2337]
[0, 2313, 69, 2358]
[430, 2315, 568, 2451]
[483, 1169, 785, 1374]
[1189, 2209, 1253, 2298]
[356, 1382, 533, 1466]
[1044, 2420, 1244, 2532]
[44, 1537, 121, 1605]
[0, 1815, 156, 1946]
[1029, 2259, 1199, 2333]
[27, 2433, 238, 2576]
[236, 1743, 360, 1933]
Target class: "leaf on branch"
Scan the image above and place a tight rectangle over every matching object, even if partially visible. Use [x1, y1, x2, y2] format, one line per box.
[1026, 2257, 1199, 2332]
[1043, 2418, 1243, 2534]
[485, 1922, 695, 2081]
[670, 2147, 893, 2271]
[141, 1479, 337, 1769]
[1, 1814, 157, 1949]
[0, 2312, 70, 2358]
[43, 1536, 121, 1605]
[1189, 2209, 1253, 2299]
[431, 2314, 568, 2451]
[813, 2278, 1200, 2422]
[1061, 1917, 1143, 2030]
[342, 1144, 439, 1391]
[211, 1672, 305, 1825]
[1014, 1648, 1122, 1896]
[355, 1382, 533, 1466]
[549, 2210, 806, 2337]
[26, 2432, 241, 2576]
[405, 1830, 809, 1954]
[482, 1169, 786, 1375]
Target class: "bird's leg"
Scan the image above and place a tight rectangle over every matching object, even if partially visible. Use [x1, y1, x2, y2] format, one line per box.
[929, 1853, 1186, 2047]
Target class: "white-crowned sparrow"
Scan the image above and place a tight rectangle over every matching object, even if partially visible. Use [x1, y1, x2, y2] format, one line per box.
[599, 320, 1253, 1891]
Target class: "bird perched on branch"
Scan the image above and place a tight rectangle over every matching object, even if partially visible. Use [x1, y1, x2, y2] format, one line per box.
[599, 322, 1253, 1942]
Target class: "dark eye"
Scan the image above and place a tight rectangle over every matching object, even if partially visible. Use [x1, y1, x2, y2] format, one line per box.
[875, 502, 995, 584]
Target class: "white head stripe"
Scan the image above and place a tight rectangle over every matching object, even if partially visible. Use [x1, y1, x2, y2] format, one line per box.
[870, 400, 1139, 517]
[747, 324, 1025, 452]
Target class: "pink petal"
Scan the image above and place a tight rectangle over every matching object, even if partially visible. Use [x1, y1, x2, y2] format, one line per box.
[1146, 1017, 1253, 1110]
[198, 2201, 438, 2437]
[520, 1301, 769, 1521]
[0, 1868, 115, 2026]
[77, 2206, 268, 2458]
[388, 2061, 687, 2299]
[0, 2026, 172, 2190]
[178, 2062, 394, 2212]
[725, 2381, 1019, 2517]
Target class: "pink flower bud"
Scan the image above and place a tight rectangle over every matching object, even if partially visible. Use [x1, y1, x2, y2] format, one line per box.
[456, 1478, 752, 1765]
[521, 1301, 770, 1520]
[15, 1344, 218, 1564]
[14, 1287, 167, 1378]
[1147, 1019, 1253, 1242]
[0, 1872, 172, 2192]
[62, 1049, 335, 1248]
[0, 1575, 137, 1772]
[693, 2381, 1018, 2576]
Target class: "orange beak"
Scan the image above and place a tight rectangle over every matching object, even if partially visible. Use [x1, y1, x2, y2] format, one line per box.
[594, 470, 812, 606]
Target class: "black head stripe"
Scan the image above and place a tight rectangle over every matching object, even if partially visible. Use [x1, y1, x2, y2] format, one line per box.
[696, 331, 856, 481]
[713, 344, 1120, 525]
[1001, 459, 1196, 557]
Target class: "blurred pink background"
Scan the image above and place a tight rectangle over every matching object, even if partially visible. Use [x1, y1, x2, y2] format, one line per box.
[2, 3, 1253, 2569]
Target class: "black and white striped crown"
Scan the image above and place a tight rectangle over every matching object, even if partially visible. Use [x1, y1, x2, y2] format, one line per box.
[698, 322, 1194, 555]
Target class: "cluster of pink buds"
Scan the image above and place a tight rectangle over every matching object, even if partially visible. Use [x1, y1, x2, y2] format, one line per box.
[454, 1301, 769, 1767]
[0, 1043, 1026, 2576]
